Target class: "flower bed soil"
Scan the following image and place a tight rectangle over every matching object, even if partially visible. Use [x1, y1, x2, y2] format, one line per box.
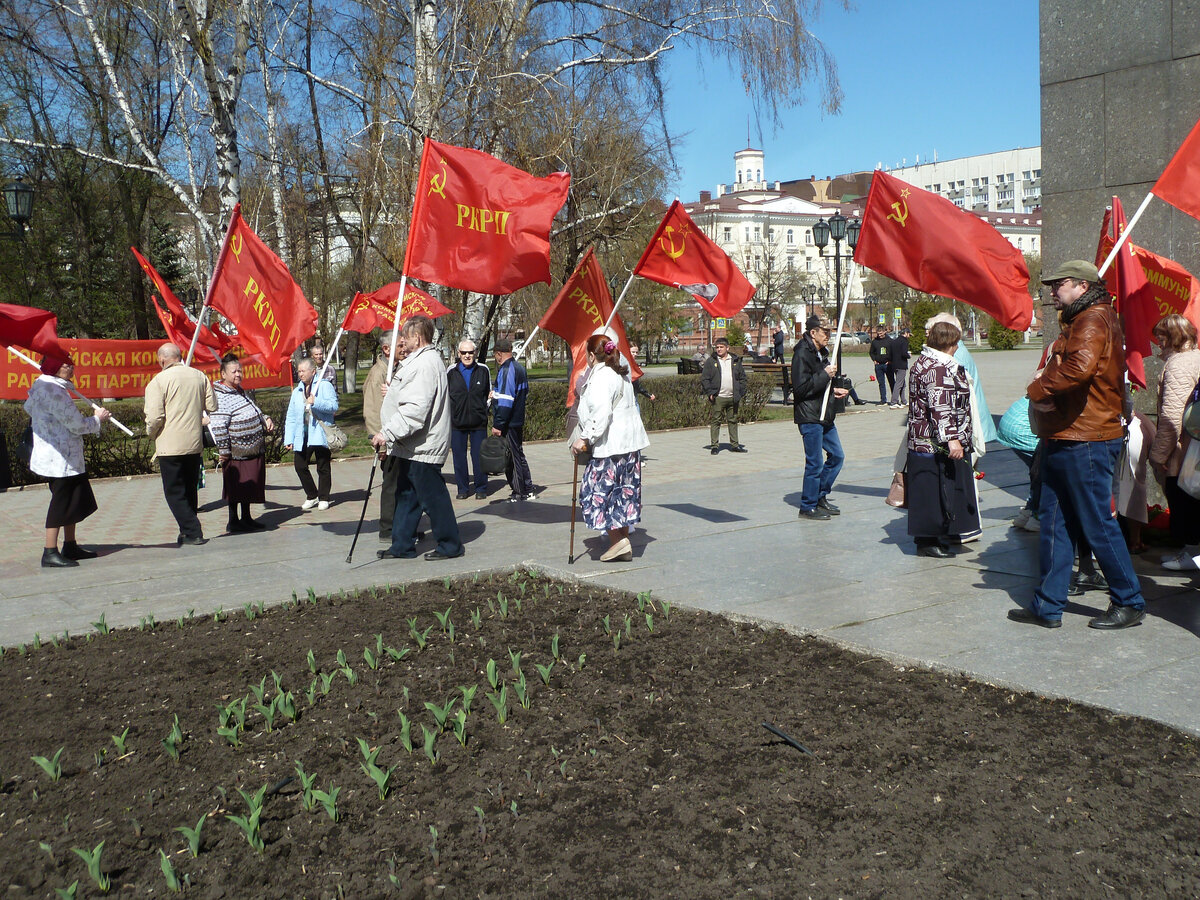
[1, 572, 1198, 898]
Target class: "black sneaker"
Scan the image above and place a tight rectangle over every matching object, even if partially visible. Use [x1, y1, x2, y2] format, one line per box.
[455, 492, 470, 500]
[729, 445, 748, 453]
[710, 447, 720, 455]
[798, 508, 831, 521]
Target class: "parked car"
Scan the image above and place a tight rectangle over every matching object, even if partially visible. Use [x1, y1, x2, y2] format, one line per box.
[854, 331, 871, 343]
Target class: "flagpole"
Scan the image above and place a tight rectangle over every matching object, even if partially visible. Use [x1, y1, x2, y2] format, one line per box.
[183, 304, 210, 367]
[819, 263, 857, 421]
[386, 275, 408, 382]
[514, 325, 540, 362]
[603, 273, 637, 329]
[189, 205, 240, 368]
[316, 326, 345, 386]
[1097, 192, 1154, 277]
[8, 347, 134, 436]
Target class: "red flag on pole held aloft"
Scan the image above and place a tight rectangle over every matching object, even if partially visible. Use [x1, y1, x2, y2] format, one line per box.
[633, 201, 757, 319]
[1151, 115, 1200, 221]
[1095, 199, 1155, 388]
[539, 247, 642, 406]
[342, 283, 453, 334]
[404, 138, 570, 295]
[0, 303, 63, 356]
[853, 170, 1033, 331]
[206, 205, 317, 371]
[133, 247, 235, 355]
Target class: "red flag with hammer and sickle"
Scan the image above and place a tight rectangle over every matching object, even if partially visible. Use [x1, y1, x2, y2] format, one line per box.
[132, 247, 235, 356]
[342, 283, 453, 333]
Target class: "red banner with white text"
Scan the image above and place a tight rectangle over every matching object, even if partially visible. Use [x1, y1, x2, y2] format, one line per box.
[1, 340, 291, 400]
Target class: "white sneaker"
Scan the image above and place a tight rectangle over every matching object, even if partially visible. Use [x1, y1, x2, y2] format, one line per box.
[1162, 550, 1198, 571]
[317, 500, 330, 511]
[1012, 509, 1032, 529]
[301, 498, 319, 511]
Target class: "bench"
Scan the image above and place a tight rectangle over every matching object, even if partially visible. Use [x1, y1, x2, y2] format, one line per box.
[743, 360, 791, 403]
[676, 357, 703, 375]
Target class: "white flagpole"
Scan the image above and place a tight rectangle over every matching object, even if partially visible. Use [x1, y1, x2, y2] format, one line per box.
[1097, 192, 1154, 277]
[818, 262, 857, 421]
[603, 273, 637, 329]
[316, 326, 345, 386]
[183, 304, 210, 367]
[386, 275, 409, 382]
[514, 325, 540, 361]
[8, 347, 134, 436]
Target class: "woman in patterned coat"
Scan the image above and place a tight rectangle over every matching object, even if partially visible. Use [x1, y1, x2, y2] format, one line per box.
[210, 355, 274, 532]
[906, 320, 979, 558]
[570, 334, 650, 562]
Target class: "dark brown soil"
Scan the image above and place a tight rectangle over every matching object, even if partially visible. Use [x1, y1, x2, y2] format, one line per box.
[1, 571, 1198, 899]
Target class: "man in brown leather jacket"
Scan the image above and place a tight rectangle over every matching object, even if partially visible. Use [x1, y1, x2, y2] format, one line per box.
[1008, 260, 1146, 630]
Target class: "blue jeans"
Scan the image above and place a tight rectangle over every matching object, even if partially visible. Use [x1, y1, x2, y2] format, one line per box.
[390, 459, 462, 558]
[450, 428, 486, 494]
[798, 423, 845, 511]
[1032, 438, 1144, 618]
[874, 363, 893, 401]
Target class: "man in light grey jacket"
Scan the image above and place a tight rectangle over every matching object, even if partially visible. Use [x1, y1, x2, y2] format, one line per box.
[370, 316, 464, 560]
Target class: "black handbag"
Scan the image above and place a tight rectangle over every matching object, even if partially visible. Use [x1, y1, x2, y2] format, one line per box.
[480, 434, 510, 475]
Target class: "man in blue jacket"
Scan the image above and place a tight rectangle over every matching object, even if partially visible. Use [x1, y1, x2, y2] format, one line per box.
[447, 339, 491, 500]
[491, 338, 534, 501]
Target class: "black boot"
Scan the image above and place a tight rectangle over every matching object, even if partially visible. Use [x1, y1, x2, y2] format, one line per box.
[42, 547, 79, 568]
[240, 502, 266, 531]
[61, 541, 98, 560]
[227, 501, 244, 533]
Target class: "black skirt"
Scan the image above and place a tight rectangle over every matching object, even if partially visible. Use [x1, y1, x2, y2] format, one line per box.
[906, 451, 980, 540]
[222, 455, 267, 504]
[1165, 476, 1200, 544]
[45, 473, 98, 528]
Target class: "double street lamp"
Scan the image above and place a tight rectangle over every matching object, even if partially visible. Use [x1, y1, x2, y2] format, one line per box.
[812, 211, 861, 332]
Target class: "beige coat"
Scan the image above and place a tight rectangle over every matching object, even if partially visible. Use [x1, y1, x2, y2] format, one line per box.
[145, 363, 217, 457]
[362, 357, 388, 436]
[1149, 347, 1200, 478]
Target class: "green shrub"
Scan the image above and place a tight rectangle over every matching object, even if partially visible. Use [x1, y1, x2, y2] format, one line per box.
[910, 299, 941, 351]
[987, 322, 1021, 350]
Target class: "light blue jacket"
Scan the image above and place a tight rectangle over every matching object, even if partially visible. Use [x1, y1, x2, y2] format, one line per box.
[284, 379, 338, 449]
[953, 345, 998, 445]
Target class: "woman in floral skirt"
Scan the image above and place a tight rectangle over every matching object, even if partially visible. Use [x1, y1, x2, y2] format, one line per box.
[571, 334, 650, 562]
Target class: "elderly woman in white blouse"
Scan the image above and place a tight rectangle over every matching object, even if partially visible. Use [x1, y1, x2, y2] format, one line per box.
[570, 334, 650, 562]
[23, 352, 111, 567]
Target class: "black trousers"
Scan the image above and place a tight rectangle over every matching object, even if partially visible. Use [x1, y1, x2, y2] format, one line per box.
[294, 446, 331, 501]
[505, 427, 533, 496]
[379, 455, 400, 536]
[158, 454, 203, 539]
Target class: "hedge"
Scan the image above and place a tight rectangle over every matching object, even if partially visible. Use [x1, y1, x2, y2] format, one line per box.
[0, 374, 775, 488]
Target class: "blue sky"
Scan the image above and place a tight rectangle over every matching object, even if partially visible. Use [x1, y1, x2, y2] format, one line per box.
[660, 0, 1040, 198]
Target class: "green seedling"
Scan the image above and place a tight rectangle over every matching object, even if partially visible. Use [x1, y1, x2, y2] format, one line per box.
[459, 684, 477, 715]
[375, 633, 384, 655]
[71, 841, 110, 892]
[613, 632, 622, 651]
[429, 825, 440, 866]
[306, 587, 317, 604]
[413, 624, 434, 651]
[497, 594, 509, 618]
[452, 709, 468, 747]
[159, 849, 181, 892]
[601, 615, 611, 634]
[535, 662, 554, 685]
[434, 606, 453, 632]
[510, 800, 519, 819]
[278, 692, 298, 723]
[249, 676, 268, 705]
[473, 805, 487, 842]
[55, 881, 78, 900]
[624, 613, 633, 638]
[397, 711, 413, 753]
[577, 652, 586, 670]
[227, 784, 267, 852]
[341, 665, 357, 686]
[487, 686, 509, 724]
[513, 671, 531, 709]
[17, 643, 26, 655]
[486, 596, 495, 613]
[470, 607, 482, 629]
[40, 841, 54, 861]
[385, 644, 409, 661]
[356, 737, 381, 768]
[253, 699, 277, 732]
[243, 603, 256, 621]
[295, 763, 317, 811]
[422, 725, 439, 765]
[442, 575, 451, 589]
[357, 738, 396, 799]
[305, 679, 318, 706]
[645, 612, 654, 633]
[447, 622, 456, 643]
[424, 698, 457, 732]
[174, 616, 185, 630]
[93, 748, 106, 769]
[110, 728, 130, 756]
[319, 672, 335, 695]
[92, 613, 109, 635]
[661, 600, 671, 621]
[363, 647, 378, 670]
[270, 670, 284, 695]
[508, 648, 522, 677]
[550, 633, 561, 661]
[336, 648, 348, 668]
[163, 716, 184, 759]
[175, 811, 206, 857]
[486, 658, 500, 690]
[636, 590, 652, 611]
[312, 786, 340, 822]
[513, 594, 523, 613]
[214, 606, 226, 622]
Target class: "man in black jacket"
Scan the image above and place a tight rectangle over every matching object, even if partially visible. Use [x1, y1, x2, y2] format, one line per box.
[792, 315, 849, 520]
[700, 337, 748, 454]
[888, 327, 911, 408]
[447, 339, 491, 500]
[868, 327, 893, 403]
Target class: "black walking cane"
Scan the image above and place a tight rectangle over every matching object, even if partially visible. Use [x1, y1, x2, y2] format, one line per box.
[568, 458, 580, 564]
[346, 454, 380, 563]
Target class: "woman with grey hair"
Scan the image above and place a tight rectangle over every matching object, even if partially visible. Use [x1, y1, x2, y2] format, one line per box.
[210, 354, 275, 531]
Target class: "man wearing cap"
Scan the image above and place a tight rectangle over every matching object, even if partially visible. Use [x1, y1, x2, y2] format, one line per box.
[1009, 260, 1146, 630]
[144, 343, 218, 545]
[700, 337, 748, 454]
[491, 338, 534, 501]
[792, 314, 850, 520]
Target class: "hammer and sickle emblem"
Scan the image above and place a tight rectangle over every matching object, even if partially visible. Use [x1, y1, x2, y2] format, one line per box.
[886, 188, 911, 228]
[658, 224, 687, 260]
[229, 232, 244, 261]
[429, 158, 448, 200]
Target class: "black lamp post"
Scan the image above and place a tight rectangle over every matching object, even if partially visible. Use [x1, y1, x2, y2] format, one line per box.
[812, 212, 861, 371]
[3, 177, 34, 239]
[864, 295, 879, 329]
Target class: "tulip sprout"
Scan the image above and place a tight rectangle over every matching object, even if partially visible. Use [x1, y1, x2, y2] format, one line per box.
[163, 716, 184, 760]
[158, 849, 181, 892]
[110, 728, 130, 757]
[71, 841, 110, 892]
[175, 812, 206, 857]
[312, 786, 340, 822]
[32, 746, 65, 782]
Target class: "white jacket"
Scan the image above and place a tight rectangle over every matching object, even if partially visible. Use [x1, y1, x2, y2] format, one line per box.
[23, 375, 102, 477]
[577, 363, 649, 458]
[380, 344, 451, 464]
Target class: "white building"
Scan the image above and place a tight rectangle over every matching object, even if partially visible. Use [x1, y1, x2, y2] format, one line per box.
[883, 147, 1043, 214]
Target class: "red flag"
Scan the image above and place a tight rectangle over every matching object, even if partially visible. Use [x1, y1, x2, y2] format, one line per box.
[633, 201, 756, 318]
[206, 205, 317, 371]
[539, 247, 642, 406]
[1152, 116, 1200, 221]
[0, 303, 64, 356]
[404, 138, 570, 295]
[133, 247, 234, 355]
[1095, 200, 1155, 388]
[341, 283, 453, 333]
[854, 170, 1032, 331]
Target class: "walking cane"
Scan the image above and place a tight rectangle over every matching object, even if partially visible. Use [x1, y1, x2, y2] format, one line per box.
[346, 455, 380, 563]
[568, 457, 580, 564]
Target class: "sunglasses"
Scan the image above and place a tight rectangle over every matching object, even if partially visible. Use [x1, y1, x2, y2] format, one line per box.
[459, 350, 475, 355]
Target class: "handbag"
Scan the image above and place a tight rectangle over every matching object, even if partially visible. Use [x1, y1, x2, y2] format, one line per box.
[202, 422, 217, 449]
[885, 471, 907, 508]
[480, 434, 510, 475]
[319, 420, 348, 452]
[1178, 437, 1200, 500]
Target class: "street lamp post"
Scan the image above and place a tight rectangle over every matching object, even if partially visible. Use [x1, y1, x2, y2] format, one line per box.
[811, 212, 861, 371]
[3, 176, 35, 294]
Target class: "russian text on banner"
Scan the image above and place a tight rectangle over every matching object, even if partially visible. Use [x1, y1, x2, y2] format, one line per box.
[633, 201, 756, 319]
[404, 138, 570, 295]
[853, 170, 1032, 332]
